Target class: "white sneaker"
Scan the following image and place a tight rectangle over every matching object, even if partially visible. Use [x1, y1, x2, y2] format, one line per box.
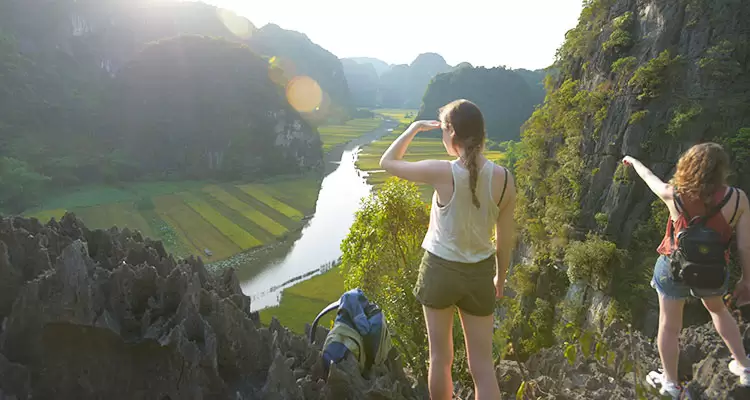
[646, 370, 682, 399]
[728, 357, 750, 386]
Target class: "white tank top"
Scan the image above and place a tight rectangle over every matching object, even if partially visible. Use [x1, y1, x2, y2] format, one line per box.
[421, 159, 502, 263]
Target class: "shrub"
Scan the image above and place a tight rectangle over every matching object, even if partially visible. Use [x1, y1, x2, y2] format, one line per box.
[602, 12, 634, 52]
[628, 110, 649, 125]
[628, 50, 682, 101]
[666, 102, 702, 136]
[340, 178, 431, 380]
[564, 234, 623, 290]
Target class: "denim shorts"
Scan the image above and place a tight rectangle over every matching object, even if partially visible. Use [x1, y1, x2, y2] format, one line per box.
[651, 255, 730, 300]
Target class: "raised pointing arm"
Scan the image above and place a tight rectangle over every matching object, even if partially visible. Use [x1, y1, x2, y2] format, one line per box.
[623, 156, 673, 201]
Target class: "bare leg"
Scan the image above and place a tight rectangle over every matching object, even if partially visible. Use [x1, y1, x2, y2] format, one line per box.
[424, 305, 455, 400]
[458, 310, 501, 400]
[657, 295, 685, 383]
[702, 296, 750, 367]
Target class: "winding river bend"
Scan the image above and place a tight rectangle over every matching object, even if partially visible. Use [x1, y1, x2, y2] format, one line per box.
[240, 119, 398, 311]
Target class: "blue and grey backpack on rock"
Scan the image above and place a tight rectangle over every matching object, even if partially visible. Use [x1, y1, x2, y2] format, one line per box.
[309, 288, 393, 374]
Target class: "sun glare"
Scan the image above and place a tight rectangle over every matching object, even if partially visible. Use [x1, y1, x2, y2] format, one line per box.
[286, 76, 323, 113]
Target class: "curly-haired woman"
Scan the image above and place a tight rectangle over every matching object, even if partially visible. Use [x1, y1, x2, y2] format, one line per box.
[624, 143, 750, 399]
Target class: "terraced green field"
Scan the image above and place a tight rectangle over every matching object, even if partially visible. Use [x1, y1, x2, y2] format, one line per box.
[23, 176, 321, 262]
[373, 109, 418, 124]
[318, 117, 383, 152]
[259, 267, 345, 334]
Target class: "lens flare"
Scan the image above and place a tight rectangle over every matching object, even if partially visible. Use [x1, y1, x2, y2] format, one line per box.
[217, 9, 254, 39]
[286, 76, 323, 113]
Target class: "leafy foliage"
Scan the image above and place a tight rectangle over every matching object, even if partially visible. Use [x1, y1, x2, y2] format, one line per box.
[497, 141, 523, 174]
[602, 12, 634, 52]
[555, 0, 612, 70]
[698, 40, 743, 81]
[628, 110, 649, 125]
[628, 50, 683, 101]
[515, 79, 611, 256]
[666, 102, 703, 136]
[564, 234, 624, 290]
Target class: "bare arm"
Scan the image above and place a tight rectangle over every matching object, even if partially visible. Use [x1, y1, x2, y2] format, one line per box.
[495, 171, 517, 287]
[380, 121, 447, 184]
[623, 156, 673, 201]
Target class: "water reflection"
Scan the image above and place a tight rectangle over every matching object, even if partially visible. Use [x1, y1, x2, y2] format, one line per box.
[242, 145, 371, 310]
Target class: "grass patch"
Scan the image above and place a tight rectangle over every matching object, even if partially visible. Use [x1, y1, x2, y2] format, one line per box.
[319, 118, 383, 151]
[202, 186, 287, 237]
[259, 267, 345, 334]
[235, 184, 303, 221]
[23, 181, 208, 213]
[373, 109, 418, 124]
[154, 194, 242, 260]
[263, 179, 321, 213]
[27, 208, 66, 223]
[180, 192, 261, 250]
[75, 202, 155, 237]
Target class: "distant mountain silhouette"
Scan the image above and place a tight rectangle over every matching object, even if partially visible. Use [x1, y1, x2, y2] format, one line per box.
[344, 57, 392, 76]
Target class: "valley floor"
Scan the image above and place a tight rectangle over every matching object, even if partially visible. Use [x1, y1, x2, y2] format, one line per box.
[24, 177, 321, 261]
[21, 115, 393, 263]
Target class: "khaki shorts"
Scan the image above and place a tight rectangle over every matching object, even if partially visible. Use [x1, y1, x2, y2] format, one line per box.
[413, 250, 496, 316]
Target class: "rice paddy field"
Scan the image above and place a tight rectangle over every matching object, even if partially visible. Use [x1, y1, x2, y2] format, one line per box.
[23, 175, 321, 262]
[318, 117, 383, 152]
[372, 109, 418, 124]
[259, 266, 345, 334]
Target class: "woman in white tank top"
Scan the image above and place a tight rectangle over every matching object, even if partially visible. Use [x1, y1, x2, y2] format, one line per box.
[380, 99, 516, 400]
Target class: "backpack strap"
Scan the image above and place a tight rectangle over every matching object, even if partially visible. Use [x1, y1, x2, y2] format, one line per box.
[497, 167, 509, 207]
[673, 188, 689, 220]
[704, 187, 734, 220]
[730, 187, 741, 225]
[310, 299, 341, 344]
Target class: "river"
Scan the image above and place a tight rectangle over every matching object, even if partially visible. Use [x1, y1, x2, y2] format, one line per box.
[240, 119, 399, 311]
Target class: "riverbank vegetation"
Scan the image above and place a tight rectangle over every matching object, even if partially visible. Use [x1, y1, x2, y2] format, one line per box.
[259, 267, 345, 333]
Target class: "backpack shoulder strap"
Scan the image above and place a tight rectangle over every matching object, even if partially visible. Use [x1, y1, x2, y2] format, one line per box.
[497, 167, 509, 207]
[730, 187, 741, 225]
[673, 188, 690, 220]
[705, 187, 734, 220]
[310, 299, 341, 344]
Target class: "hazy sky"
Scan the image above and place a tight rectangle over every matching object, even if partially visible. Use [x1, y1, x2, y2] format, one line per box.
[201, 0, 584, 69]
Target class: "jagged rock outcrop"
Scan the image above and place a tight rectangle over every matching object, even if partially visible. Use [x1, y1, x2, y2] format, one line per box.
[489, 320, 750, 400]
[0, 214, 416, 399]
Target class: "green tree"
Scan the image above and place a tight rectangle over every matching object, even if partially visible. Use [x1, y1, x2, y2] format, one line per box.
[340, 178, 430, 379]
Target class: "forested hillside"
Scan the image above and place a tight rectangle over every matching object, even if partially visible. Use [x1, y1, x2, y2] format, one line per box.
[503, 0, 750, 362]
[248, 24, 353, 121]
[106, 35, 321, 180]
[417, 66, 546, 142]
[0, 0, 343, 213]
